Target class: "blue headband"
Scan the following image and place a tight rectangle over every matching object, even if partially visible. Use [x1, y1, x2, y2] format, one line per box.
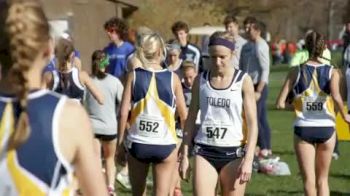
[209, 37, 235, 51]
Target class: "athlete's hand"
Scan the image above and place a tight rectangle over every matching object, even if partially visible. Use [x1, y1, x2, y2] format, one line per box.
[179, 156, 190, 181]
[238, 158, 253, 184]
[276, 101, 285, 109]
[255, 92, 261, 101]
[116, 144, 127, 166]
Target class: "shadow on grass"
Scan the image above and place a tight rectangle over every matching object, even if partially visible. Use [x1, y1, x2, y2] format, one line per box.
[272, 149, 295, 156]
[267, 190, 303, 195]
[330, 191, 350, 196]
[330, 173, 350, 180]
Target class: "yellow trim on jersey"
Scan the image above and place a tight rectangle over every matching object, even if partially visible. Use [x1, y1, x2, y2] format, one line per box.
[62, 188, 72, 196]
[293, 97, 303, 116]
[130, 73, 177, 140]
[293, 68, 335, 118]
[3, 105, 45, 195]
[303, 68, 327, 98]
[0, 103, 13, 153]
[7, 151, 46, 195]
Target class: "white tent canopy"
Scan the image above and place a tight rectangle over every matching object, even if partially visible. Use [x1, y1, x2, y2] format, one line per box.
[189, 26, 226, 35]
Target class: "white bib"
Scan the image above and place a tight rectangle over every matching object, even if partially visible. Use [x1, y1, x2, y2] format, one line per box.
[135, 114, 164, 138]
[201, 120, 234, 146]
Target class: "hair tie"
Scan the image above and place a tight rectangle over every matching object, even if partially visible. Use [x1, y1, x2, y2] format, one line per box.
[98, 55, 109, 69]
[209, 37, 235, 51]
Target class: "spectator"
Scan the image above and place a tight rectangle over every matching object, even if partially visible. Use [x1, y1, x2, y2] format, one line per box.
[343, 21, 350, 65]
[171, 21, 202, 72]
[224, 14, 247, 66]
[240, 20, 273, 158]
[103, 17, 134, 82]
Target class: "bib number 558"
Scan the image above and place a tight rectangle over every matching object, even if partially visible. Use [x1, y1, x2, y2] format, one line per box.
[206, 127, 227, 139]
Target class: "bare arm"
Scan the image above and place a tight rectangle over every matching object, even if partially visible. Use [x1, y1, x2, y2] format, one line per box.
[331, 69, 350, 122]
[73, 57, 82, 71]
[59, 100, 108, 196]
[80, 71, 104, 105]
[117, 72, 133, 147]
[242, 76, 258, 162]
[239, 75, 258, 183]
[173, 74, 188, 130]
[179, 76, 200, 180]
[182, 76, 200, 156]
[276, 68, 298, 109]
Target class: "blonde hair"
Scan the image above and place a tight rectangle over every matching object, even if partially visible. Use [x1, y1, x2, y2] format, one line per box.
[1, 0, 50, 150]
[136, 33, 166, 69]
[181, 60, 196, 72]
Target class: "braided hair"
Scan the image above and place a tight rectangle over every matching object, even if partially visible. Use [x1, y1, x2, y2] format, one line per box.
[0, 0, 50, 149]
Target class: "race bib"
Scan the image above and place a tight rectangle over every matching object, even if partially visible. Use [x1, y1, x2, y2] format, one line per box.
[136, 115, 164, 138]
[303, 97, 326, 116]
[201, 121, 232, 145]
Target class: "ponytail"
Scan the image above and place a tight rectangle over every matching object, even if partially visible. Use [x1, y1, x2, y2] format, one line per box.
[136, 33, 166, 69]
[305, 31, 325, 60]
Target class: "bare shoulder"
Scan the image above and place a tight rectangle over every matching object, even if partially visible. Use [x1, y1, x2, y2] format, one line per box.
[57, 99, 92, 163]
[59, 100, 92, 144]
[242, 74, 254, 87]
[79, 70, 89, 79]
[172, 72, 181, 85]
[60, 99, 90, 127]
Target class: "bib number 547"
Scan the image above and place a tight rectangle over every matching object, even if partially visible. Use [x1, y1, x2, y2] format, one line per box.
[206, 127, 227, 139]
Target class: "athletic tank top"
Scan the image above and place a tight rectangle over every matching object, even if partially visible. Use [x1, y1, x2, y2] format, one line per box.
[292, 64, 335, 127]
[194, 70, 247, 147]
[54, 67, 84, 102]
[0, 90, 73, 196]
[128, 68, 177, 145]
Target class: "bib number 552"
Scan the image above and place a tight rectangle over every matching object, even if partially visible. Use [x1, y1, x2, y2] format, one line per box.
[206, 127, 227, 139]
[139, 120, 159, 132]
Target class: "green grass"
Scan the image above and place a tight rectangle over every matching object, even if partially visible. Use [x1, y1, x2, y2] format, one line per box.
[116, 63, 350, 196]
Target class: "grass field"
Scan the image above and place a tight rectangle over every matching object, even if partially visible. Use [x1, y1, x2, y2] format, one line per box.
[117, 64, 350, 196]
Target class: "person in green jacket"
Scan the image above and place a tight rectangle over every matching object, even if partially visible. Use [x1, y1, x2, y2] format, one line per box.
[290, 47, 331, 67]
